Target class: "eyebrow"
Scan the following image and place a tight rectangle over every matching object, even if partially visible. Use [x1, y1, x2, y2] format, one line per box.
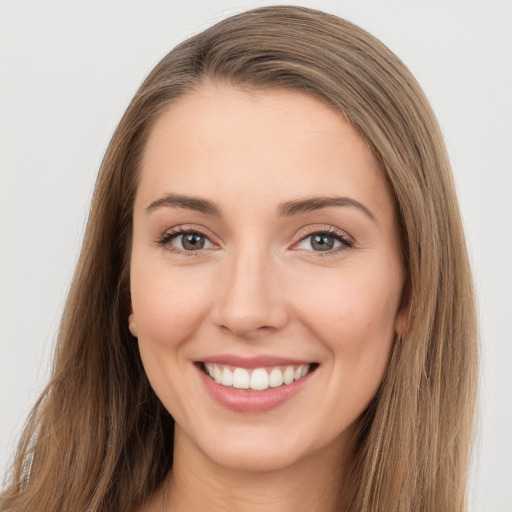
[146, 193, 221, 215]
[277, 196, 376, 221]
[145, 193, 375, 221]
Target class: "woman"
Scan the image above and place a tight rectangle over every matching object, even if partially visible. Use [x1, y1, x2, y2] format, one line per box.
[0, 6, 478, 511]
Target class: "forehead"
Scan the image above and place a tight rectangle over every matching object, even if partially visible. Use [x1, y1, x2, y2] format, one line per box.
[136, 85, 393, 222]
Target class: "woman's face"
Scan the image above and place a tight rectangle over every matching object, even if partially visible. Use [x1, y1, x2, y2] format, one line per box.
[129, 85, 406, 472]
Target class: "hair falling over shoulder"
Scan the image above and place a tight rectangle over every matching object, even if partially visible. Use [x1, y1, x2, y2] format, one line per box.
[1, 6, 478, 512]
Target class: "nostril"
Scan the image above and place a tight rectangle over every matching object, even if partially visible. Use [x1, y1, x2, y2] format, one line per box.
[216, 321, 278, 339]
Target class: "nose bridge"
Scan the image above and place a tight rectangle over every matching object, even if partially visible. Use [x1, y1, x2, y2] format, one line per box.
[213, 241, 287, 337]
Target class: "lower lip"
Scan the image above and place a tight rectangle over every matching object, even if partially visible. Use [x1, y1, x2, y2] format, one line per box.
[197, 366, 314, 413]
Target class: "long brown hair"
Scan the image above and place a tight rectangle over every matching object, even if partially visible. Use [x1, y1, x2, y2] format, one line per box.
[1, 6, 477, 511]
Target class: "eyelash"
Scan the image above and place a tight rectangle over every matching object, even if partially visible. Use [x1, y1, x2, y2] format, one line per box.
[293, 226, 354, 256]
[156, 225, 213, 255]
[156, 225, 354, 256]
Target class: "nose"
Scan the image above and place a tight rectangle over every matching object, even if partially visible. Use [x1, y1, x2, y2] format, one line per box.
[211, 247, 289, 339]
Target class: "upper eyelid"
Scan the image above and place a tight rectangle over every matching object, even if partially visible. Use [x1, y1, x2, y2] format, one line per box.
[157, 225, 218, 246]
[164, 224, 216, 239]
[290, 226, 355, 255]
[294, 225, 354, 243]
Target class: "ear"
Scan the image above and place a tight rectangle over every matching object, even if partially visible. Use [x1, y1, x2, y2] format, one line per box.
[394, 274, 411, 338]
[128, 312, 138, 338]
[394, 297, 410, 338]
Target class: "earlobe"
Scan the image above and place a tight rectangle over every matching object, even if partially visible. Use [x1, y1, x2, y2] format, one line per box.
[394, 305, 409, 338]
[128, 313, 138, 338]
[395, 277, 410, 338]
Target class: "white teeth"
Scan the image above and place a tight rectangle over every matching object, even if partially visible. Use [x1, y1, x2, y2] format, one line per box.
[232, 368, 250, 389]
[213, 365, 222, 384]
[221, 367, 233, 386]
[250, 368, 269, 390]
[269, 367, 283, 388]
[205, 363, 214, 378]
[204, 363, 312, 390]
[283, 366, 295, 385]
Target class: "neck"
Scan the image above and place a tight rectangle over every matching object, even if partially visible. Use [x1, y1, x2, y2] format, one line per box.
[151, 425, 351, 512]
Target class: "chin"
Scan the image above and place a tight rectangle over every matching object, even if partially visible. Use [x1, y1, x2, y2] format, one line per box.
[176, 416, 351, 475]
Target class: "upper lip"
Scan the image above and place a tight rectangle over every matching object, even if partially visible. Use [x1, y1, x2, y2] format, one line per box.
[198, 354, 315, 369]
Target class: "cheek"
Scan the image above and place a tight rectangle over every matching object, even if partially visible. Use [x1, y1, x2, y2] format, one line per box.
[293, 266, 401, 365]
[131, 261, 211, 342]
[129, 259, 216, 395]
[130, 263, 215, 414]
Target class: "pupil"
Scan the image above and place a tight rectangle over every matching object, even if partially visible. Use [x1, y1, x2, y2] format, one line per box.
[311, 234, 334, 251]
[183, 234, 205, 250]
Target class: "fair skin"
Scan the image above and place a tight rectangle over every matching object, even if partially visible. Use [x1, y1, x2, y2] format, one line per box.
[129, 85, 406, 511]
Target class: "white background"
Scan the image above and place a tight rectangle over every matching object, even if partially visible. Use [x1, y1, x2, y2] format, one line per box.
[0, 1, 510, 510]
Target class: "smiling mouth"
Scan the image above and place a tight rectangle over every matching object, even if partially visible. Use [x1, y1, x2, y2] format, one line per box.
[198, 362, 319, 391]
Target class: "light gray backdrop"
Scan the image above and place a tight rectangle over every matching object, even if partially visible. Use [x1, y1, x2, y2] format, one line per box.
[1, 1, 511, 510]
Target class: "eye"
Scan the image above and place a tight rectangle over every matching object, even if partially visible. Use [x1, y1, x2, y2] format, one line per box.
[157, 227, 215, 253]
[294, 228, 353, 254]
[299, 233, 340, 251]
[171, 233, 213, 251]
